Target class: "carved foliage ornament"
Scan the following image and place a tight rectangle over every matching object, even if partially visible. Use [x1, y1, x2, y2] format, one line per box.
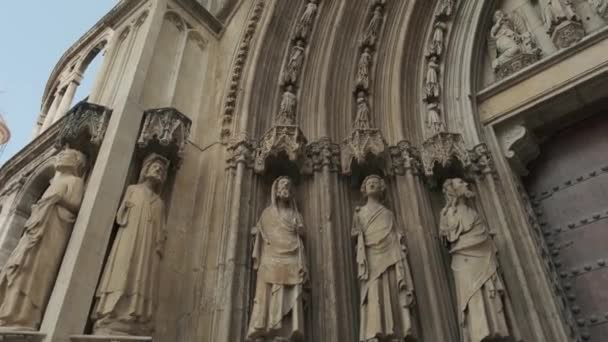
[56, 101, 112, 155]
[304, 138, 341, 174]
[341, 128, 388, 175]
[137, 107, 192, 166]
[421, 132, 470, 177]
[389, 140, 422, 176]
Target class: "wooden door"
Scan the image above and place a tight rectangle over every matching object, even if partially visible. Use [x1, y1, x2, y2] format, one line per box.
[525, 112, 608, 341]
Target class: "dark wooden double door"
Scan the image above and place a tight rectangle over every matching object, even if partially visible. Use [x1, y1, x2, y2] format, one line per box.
[525, 112, 608, 341]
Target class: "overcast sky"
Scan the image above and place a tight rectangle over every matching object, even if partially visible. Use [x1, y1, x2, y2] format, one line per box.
[0, 1, 116, 165]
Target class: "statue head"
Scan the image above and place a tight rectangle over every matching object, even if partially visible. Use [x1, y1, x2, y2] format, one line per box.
[361, 174, 386, 201]
[55, 148, 87, 176]
[271, 176, 294, 206]
[139, 153, 170, 189]
[493, 10, 506, 24]
[442, 178, 475, 208]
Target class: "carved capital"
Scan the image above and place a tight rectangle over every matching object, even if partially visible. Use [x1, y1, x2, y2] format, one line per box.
[56, 101, 112, 157]
[137, 107, 192, 166]
[469, 143, 495, 176]
[341, 128, 388, 175]
[304, 138, 341, 174]
[226, 136, 255, 170]
[389, 140, 422, 176]
[552, 20, 585, 49]
[497, 123, 539, 176]
[254, 125, 308, 174]
[421, 132, 470, 178]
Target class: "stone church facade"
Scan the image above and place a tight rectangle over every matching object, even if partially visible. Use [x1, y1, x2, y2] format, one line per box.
[0, 0, 606, 341]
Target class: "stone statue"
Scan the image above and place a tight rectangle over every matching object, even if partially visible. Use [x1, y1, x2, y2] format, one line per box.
[361, 6, 383, 47]
[352, 175, 415, 342]
[276, 86, 297, 125]
[490, 10, 541, 77]
[440, 178, 514, 342]
[426, 103, 445, 136]
[295, 0, 318, 41]
[589, 0, 608, 18]
[280, 42, 305, 87]
[436, 0, 455, 17]
[425, 56, 440, 101]
[543, 0, 579, 33]
[356, 48, 372, 91]
[428, 22, 446, 57]
[92, 153, 170, 336]
[248, 176, 307, 341]
[0, 148, 87, 330]
[354, 94, 371, 129]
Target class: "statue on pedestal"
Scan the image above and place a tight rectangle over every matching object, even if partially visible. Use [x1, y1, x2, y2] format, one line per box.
[440, 178, 515, 342]
[0, 148, 87, 330]
[247, 176, 307, 341]
[352, 175, 415, 342]
[92, 153, 169, 336]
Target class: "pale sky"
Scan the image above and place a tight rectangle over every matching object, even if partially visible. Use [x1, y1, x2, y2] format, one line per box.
[0, 1, 117, 165]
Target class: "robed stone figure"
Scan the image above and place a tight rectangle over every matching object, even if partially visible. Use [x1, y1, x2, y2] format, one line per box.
[352, 175, 415, 342]
[92, 153, 169, 336]
[247, 176, 307, 342]
[440, 178, 515, 342]
[0, 148, 87, 330]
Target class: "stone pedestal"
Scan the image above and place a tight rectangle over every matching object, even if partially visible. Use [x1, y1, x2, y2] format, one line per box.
[494, 52, 541, 80]
[0, 331, 45, 342]
[70, 336, 151, 342]
[551, 20, 585, 49]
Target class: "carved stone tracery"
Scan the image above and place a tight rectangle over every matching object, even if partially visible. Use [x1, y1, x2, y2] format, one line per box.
[421, 132, 470, 178]
[254, 125, 308, 174]
[137, 107, 192, 166]
[56, 101, 113, 157]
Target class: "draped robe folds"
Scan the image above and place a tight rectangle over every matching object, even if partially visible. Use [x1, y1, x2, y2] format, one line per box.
[0, 173, 84, 330]
[248, 207, 307, 341]
[441, 206, 512, 342]
[353, 205, 415, 342]
[93, 184, 166, 336]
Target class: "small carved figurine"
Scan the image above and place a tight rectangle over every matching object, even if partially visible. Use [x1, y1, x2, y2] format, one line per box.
[354, 94, 371, 129]
[281, 42, 305, 86]
[356, 48, 373, 91]
[295, 0, 318, 41]
[428, 21, 446, 57]
[425, 56, 440, 101]
[361, 6, 384, 47]
[543, 0, 579, 33]
[426, 103, 445, 136]
[276, 86, 298, 125]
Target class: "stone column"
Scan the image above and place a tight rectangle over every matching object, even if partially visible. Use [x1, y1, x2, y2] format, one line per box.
[53, 80, 80, 123]
[39, 3, 168, 341]
[40, 92, 62, 131]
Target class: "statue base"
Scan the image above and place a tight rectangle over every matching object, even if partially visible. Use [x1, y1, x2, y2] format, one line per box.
[494, 52, 541, 80]
[552, 20, 585, 49]
[70, 335, 152, 342]
[0, 331, 45, 342]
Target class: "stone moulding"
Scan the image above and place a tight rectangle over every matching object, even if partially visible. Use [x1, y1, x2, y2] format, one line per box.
[70, 336, 152, 342]
[254, 125, 308, 174]
[0, 331, 45, 342]
[421, 132, 470, 178]
[56, 101, 112, 154]
[137, 107, 192, 166]
[340, 128, 388, 175]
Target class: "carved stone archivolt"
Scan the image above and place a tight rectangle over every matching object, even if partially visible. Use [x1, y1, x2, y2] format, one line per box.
[137, 107, 192, 167]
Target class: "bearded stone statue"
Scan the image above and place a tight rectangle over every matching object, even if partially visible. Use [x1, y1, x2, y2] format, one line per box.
[352, 175, 416, 342]
[440, 178, 515, 342]
[247, 176, 307, 342]
[92, 153, 170, 336]
[0, 148, 87, 330]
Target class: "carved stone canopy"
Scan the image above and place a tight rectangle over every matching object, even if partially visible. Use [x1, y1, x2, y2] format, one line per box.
[137, 107, 192, 167]
[421, 132, 470, 180]
[341, 127, 389, 176]
[56, 101, 112, 159]
[254, 125, 308, 175]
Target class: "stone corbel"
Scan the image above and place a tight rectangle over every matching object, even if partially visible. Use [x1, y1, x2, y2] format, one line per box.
[388, 140, 422, 176]
[421, 132, 470, 181]
[56, 101, 112, 158]
[340, 127, 389, 176]
[253, 125, 308, 175]
[137, 107, 192, 167]
[496, 122, 540, 176]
